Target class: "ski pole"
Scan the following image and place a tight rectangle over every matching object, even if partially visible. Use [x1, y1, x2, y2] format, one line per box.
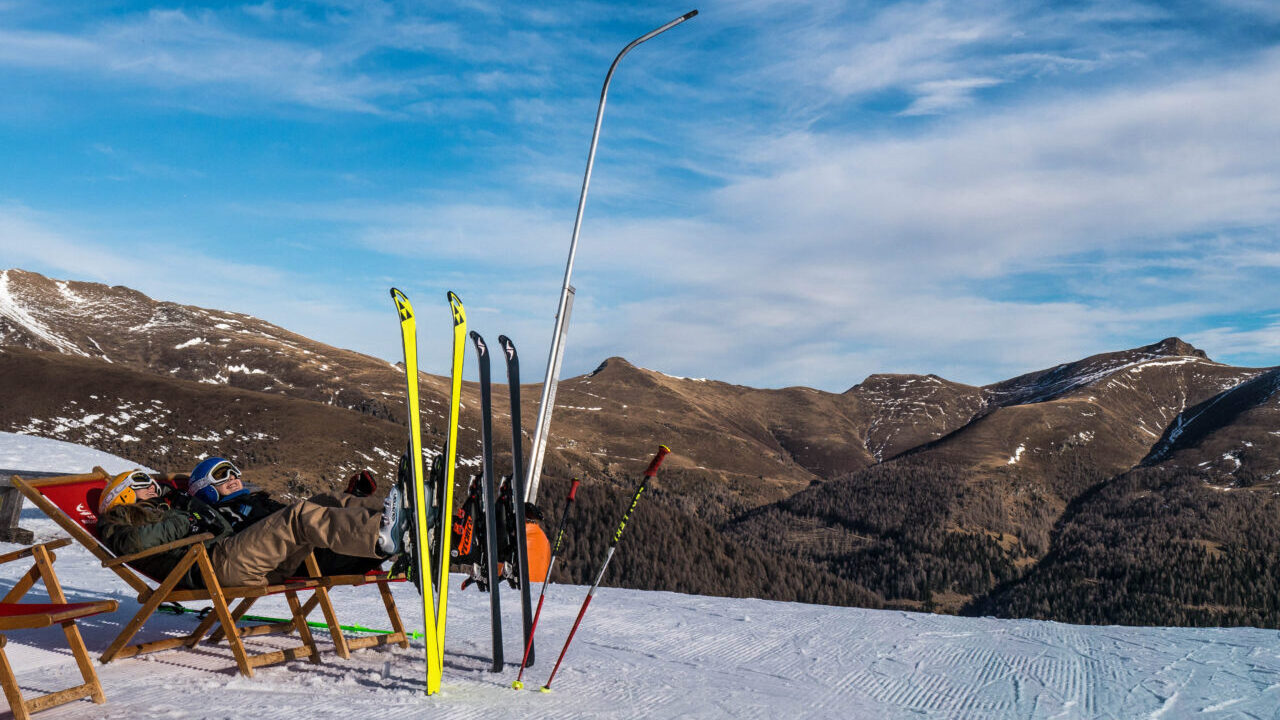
[512, 477, 581, 689]
[157, 603, 424, 639]
[540, 446, 670, 692]
[524, 9, 698, 506]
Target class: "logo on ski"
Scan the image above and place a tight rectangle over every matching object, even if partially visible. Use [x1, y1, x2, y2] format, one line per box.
[449, 291, 466, 327]
[392, 289, 413, 322]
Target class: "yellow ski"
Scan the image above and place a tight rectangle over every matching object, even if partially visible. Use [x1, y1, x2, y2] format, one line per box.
[430, 290, 466, 694]
[390, 288, 466, 695]
[389, 288, 441, 693]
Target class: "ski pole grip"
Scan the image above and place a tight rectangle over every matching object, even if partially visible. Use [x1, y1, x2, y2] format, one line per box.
[568, 478, 580, 501]
[644, 445, 671, 477]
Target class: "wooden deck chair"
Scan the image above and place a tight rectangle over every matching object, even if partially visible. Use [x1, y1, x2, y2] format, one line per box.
[0, 538, 117, 720]
[13, 468, 410, 669]
[158, 473, 411, 659]
[10, 469, 330, 677]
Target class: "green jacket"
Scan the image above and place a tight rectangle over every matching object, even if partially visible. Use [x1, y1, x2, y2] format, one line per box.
[97, 490, 234, 589]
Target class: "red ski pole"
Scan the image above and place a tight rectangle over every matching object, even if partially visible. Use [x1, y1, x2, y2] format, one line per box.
[539, 446, 670, 692]
[512, 478, 581, 689]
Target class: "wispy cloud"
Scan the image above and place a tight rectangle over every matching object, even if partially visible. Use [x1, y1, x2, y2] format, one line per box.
[0, 5, 463, 114]
[1, 0, 1277, 390]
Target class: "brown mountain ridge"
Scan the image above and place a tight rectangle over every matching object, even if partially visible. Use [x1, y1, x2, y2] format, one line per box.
[4, 268, 1279, 625]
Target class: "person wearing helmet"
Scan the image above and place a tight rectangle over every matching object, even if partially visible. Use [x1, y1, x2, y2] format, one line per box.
[188, 457, 384, 577]
[99, 469, 164, 514]
[187, 457, 276, 530]
[97, 458, 406, 588]
[97, 469, 236, 588]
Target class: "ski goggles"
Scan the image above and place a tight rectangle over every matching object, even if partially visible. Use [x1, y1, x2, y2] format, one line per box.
[207, 460, 242, 484]
[99, 470, 161, 514]
[125, 470, 161, 494]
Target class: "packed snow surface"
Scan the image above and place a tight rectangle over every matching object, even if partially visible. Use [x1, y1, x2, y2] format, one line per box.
[4, 435, 1280, 719]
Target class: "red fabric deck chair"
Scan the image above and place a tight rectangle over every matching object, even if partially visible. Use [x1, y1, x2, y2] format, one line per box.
[0, 538, 117, 720]
[13, 468, 409, 671]
[11, 469, 329, 677]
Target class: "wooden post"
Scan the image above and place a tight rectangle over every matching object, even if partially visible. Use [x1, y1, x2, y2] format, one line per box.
[0, 471, 66, 544]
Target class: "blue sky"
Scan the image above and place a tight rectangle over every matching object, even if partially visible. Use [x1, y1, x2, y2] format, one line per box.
[1, 0, 1278, 390]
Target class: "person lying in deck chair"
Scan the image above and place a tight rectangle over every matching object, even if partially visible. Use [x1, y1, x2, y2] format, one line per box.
[187, 458, 385, 577]
[97, 464, 407, 588]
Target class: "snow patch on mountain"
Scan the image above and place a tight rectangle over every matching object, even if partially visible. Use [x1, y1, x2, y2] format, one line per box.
[1008, 444, 1026, 464]
[0, 270, 87, 356]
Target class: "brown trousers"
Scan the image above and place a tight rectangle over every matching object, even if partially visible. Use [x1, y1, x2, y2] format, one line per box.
[210, 493, 384, 586]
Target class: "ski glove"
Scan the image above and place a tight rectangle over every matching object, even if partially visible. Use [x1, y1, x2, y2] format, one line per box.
[346, 469, 377, 497]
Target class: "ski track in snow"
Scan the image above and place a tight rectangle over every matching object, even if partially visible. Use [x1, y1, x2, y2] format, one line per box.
[5, 438, 1280, 718]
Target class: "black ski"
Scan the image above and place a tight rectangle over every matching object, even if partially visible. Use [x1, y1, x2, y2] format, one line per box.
[498, 335, 535, 666]
[469, 330, 504, 672]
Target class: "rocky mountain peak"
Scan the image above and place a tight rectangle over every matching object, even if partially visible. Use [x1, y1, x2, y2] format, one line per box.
[1141, 337, 1209, 360]
[588, 357, 637, 377]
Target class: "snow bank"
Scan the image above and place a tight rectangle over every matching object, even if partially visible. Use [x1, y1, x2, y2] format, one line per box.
[0, 431, 155, 474]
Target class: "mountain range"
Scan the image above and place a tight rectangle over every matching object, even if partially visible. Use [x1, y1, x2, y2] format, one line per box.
[3, 267, 1278, 626]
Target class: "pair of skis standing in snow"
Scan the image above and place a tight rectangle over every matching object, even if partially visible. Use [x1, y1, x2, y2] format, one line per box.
[388, 9, 696, 695]
[390, 288, 670, 694]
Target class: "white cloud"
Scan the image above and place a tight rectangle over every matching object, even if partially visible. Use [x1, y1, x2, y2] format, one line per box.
[899, 77, 1004, 115]
[207, 44, 1280, 387]
[0, 204, 138, 281]
[2, 1, 1277, 391]
[1188, 322, 1280, 362]
[709, 48, 1280, 282]
[0, 7, 461, 114]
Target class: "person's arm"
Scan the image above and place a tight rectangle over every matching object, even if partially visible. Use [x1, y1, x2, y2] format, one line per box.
[98, 503, 194, 557]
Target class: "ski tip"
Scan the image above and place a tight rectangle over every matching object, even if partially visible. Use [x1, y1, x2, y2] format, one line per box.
[447, 291, 466, 326]
[511, 681, 524, 690]
[391, 288, 413, 320]
[539, 686, 552, 693]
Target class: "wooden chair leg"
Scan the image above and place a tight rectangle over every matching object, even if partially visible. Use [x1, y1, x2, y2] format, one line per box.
[301, 555, 351, 659]
[312, 585, 350, 659]
[193, 549, 254, 677]
[101, 549, 200, 663]
[284, 591, 322, 664]
[378, 580, 411, 649]
[60, 621, 106, 704]
[0, 637, 32, 720]
[184, 604, 223, 648]
[208, 596, 258, 644]
[0, 565, 39, 604]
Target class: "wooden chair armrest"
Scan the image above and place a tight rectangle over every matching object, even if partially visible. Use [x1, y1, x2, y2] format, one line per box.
[104, 533, 215, 568]
[0, 537, 72, 565]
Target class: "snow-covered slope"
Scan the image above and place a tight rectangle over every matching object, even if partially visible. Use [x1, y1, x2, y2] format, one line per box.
[0, 430, 155, 474]
[4, 436, 1280, 718]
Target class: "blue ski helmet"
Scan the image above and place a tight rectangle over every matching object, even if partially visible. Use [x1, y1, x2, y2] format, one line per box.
[188, 457, 248, 504]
